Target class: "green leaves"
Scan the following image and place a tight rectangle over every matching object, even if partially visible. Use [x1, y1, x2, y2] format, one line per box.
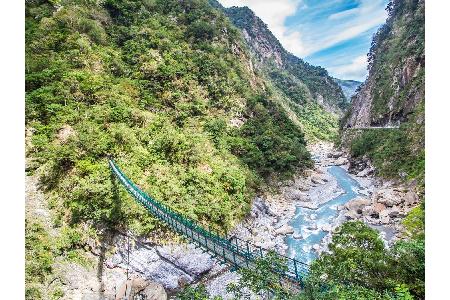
[230, 96, 312, 178]
[25, 0, 312, 245]
[349, 126, 424, 183]
[394, 284, 414, 300]
[402, 204, 425, 240]
[309, 221, 390, 292]
[176, 284, 214, 300]
[302, 221, 425, 300]
[227, 251, 294, 300]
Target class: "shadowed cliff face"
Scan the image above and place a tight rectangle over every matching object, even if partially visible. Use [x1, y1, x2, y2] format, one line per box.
[344, 0, 425, 128]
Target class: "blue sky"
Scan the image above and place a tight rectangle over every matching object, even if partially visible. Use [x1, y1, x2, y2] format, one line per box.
[218, 0, 389, 81]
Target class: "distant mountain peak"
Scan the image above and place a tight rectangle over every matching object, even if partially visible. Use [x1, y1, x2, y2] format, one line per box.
[333, 78, 362, 103]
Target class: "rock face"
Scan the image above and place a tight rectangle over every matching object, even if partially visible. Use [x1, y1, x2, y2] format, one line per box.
[345, 197, 371, 212]
[107, 238, 216, 291]
[275, 224, 294, 235]
[404, 190, 420, 206]
[340, 175, 421, 235]
[343, 0, 424, 128]
[284, 188, 304, 201]
[116, 278, 167, 300]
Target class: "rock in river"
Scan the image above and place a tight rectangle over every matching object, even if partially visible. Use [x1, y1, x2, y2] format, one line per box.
[321, 224, 332, 232]
[293, 232, 303, 240]
[275, 224, 294, 235]
[307, 223, 318, 230]
[345, 197, 371, 212]
[335, 157, 347, 166]
[284, 188, 304, 201]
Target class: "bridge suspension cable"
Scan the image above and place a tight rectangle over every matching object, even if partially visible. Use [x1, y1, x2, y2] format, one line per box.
[108, 159, 309, 286]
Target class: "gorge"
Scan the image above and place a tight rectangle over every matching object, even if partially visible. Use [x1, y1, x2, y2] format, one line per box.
[25, 0, 425, 299]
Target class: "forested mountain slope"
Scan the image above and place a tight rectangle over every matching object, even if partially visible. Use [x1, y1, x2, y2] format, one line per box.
[208, 2, 347, 141]
[224, 6, 348, 113]
[25, 0, 318, 296]
[342, 0, 425, 185]
[26, 0, 315, 236]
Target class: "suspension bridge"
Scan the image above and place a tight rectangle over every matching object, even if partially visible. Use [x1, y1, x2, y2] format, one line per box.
[108, 159, 309, 289]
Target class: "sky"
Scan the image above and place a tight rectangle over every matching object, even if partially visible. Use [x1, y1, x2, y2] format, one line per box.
[218, 0, 389, 81]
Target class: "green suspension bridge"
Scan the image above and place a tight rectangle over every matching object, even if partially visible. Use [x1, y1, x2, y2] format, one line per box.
[109, 159, 309, 288]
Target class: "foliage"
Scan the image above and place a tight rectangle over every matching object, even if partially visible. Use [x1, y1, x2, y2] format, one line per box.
[25, 219, 94, 299]
[25, 0, 312, 238]
[227, 251, 293, 299]
[394, 284, 414, 300]
[402, 202, 425, 240]
[228, 96, 312, 178]
[349, 122, 424, 184]
[176, 285, 218, 300]
[300, 221, 425, 300]
[306, 221, 391, 292]
[389, 239, 425, 298]
[25, 221, 54, 299]
[269, 69, 340, 141]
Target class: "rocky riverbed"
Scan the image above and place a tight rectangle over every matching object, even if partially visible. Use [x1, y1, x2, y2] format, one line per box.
[26, 142, 421, 300]
[102, 142, 420, 299]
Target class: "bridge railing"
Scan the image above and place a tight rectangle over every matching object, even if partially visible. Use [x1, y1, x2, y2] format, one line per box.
[109, 159, 308, 283]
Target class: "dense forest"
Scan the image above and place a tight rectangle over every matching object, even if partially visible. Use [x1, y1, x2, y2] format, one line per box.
[25, 0, 314, 297]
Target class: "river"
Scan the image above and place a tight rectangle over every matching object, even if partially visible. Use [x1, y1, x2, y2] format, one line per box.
[286, 165, 363, 263]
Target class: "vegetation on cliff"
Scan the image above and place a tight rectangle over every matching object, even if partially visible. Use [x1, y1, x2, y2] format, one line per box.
[25, 1, 317, 297]
[367, 0, 424, 120]
[343, 0, 425, 187]
[223, 5, 344, 141]
[26, 0, 313, 237]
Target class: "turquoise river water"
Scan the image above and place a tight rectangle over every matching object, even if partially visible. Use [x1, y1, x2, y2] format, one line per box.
[286, 165, 362, 263]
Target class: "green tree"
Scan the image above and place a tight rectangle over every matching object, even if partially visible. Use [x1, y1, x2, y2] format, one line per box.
[227, 251, 293, 300]
[176, 284, 221, 300]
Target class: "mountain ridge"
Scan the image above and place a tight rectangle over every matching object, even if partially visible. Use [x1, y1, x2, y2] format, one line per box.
[222, 4, 348, 115]
[343, 0, 424, 128]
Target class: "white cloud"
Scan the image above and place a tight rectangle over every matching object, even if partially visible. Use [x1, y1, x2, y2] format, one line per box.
[328, 7, 359, 20]
[301, 0, 388, 56]
[219, 0, 307, 56]
[218, 0, 388, 65]
[328, 55, 368, 80]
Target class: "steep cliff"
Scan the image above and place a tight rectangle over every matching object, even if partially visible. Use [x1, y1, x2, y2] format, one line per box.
[344, 0, 424, 128]
[342, 0, 425, 184]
